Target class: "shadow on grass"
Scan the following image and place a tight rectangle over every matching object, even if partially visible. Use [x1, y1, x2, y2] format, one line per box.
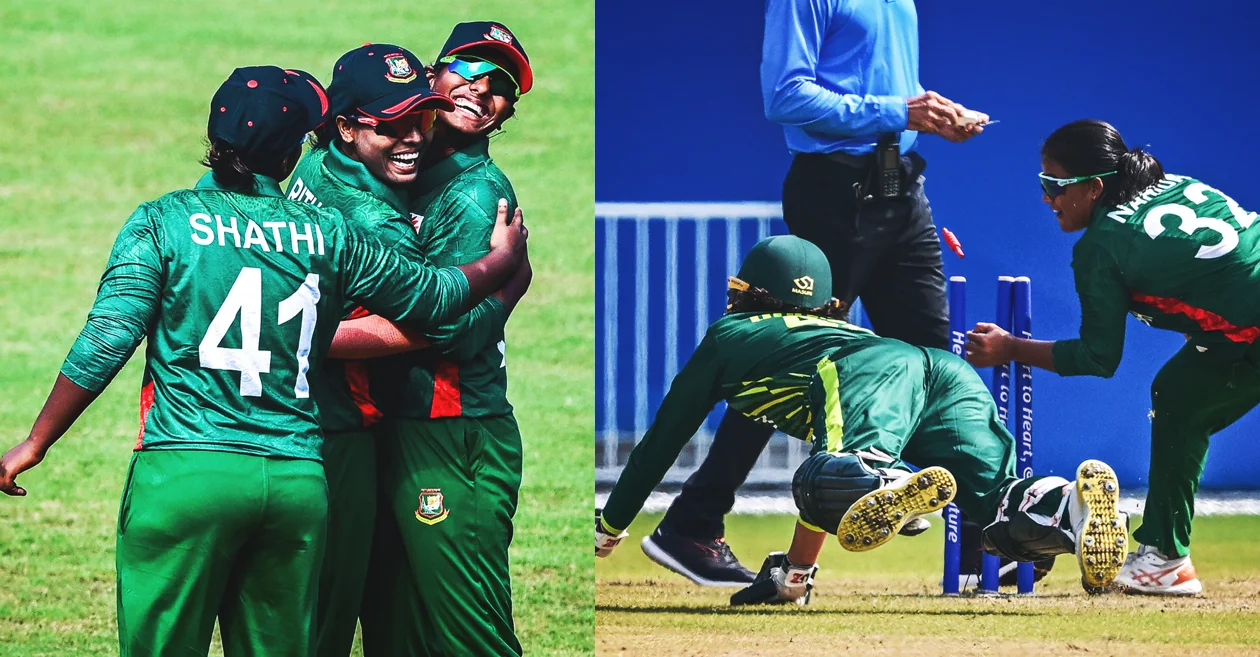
[596, 602, 1058, 617]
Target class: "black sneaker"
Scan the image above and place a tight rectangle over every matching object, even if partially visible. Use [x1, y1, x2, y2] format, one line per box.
[640, 525, 756, 586]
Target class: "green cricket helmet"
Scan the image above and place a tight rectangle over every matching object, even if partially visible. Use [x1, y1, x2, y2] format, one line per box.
[731, 235, 832, 308]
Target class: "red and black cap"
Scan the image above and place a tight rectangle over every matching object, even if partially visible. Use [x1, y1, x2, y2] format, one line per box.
[437, 22, 532, 95]
[208, 66, 329, 161]
[328, 44, 454, 121]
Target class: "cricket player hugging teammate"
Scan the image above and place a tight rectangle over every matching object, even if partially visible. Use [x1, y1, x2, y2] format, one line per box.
[0, 51, 529, 657]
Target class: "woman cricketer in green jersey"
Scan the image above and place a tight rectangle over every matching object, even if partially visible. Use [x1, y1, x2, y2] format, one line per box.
[967, 119, 1260, 596]
[0, 65, 526, 657]
[282, 43, 474, 657]
[329, 22, 535, 656]
[596, 236, 1129, 604]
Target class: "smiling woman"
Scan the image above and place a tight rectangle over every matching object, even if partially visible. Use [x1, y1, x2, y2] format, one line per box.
[965, 118, 1260, 597]
[304, 44, 454, 187]
[280, 42, 470, 657]
[350, 21, 539, 656]
[281, 25, 540, 657]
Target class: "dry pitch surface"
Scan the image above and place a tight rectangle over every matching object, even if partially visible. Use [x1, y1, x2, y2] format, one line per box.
[597, 513, 1260, 656]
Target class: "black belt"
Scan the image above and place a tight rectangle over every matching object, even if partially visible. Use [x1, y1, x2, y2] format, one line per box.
[822, 150, 876, 168]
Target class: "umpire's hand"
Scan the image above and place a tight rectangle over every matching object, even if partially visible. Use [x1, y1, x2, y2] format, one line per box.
[907, 91, 988, 143]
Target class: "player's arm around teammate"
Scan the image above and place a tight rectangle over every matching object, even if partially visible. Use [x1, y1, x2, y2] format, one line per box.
[0, 66, 524, 657]
[966, 119, 1260, 596]
[355, 22, 535, 657]
[281, 43, 460, 657]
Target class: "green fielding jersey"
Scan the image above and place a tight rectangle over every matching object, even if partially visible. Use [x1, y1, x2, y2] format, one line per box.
[374, 138, 513, 419]
[285, 146, 425, 432]
[601, 311, 878, 531]
[1053, 174, 1260, 377]
[60, 172, 471, 462]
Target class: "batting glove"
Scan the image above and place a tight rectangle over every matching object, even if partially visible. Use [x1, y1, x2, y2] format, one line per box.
[595, 510, 629, 558]
[729, 552, 817, 606]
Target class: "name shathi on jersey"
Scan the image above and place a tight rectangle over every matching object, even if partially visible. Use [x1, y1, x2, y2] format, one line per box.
[189, 212, 327, 255]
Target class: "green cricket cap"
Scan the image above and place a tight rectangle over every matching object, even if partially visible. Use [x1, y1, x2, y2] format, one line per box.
[735, 235, 832, 308]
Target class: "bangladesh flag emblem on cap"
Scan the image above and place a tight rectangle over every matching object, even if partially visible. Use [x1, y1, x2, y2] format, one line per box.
[384, 53, 417, 83]
[415, 488, 449, 525]
[485, 25, 513, 44]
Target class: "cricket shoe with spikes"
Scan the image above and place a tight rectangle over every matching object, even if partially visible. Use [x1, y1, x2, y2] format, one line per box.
[1115, 545, 1203, 596]
[874, 469, 933, 537]
[837, 466, 956, 552]
[1071, 459, 1127, 592]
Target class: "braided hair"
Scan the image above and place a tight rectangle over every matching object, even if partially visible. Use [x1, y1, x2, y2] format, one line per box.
[725, 282, 850, 321]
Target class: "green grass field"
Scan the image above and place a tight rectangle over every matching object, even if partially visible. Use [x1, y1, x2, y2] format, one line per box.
[597, 513, 1260, 656]
[0, 2, 593, 655]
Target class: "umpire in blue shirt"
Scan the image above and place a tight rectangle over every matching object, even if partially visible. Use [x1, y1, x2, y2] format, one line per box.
[640, 0, 989, 587]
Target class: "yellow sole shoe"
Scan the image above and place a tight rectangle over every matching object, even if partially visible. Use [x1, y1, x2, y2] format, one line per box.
[837, 466, 956, 553]
[1074, 459, 1127, 591]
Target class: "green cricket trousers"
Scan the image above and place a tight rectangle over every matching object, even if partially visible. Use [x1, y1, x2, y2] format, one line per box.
[360, 415, 523, 657]
[116, 449, 327, 657]
[1137, 339, 1260, 558]
[315, 430, 376, 657]
[809, 342, 1022, 524]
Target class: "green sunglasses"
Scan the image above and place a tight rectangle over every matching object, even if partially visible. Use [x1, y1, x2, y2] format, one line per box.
[440, 55, 519, 98]
[1039, 171, 1116, 198]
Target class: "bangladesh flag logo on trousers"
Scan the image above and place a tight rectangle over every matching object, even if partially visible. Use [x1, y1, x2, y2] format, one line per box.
[415, 488, 449, 525]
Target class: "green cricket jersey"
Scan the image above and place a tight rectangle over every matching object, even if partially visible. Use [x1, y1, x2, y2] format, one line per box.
[601, 311, 878, 531]
[382, 138, 513, 419]
[1053, 174, 1260, 377]
[285, 145, 425, 431]
[60, 172, 471, 462]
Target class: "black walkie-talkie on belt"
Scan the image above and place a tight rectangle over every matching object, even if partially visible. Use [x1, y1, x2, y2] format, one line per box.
[876, 133, 902, 198]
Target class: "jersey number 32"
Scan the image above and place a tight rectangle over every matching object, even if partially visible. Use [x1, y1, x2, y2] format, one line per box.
[1146, 183, 1257, 259]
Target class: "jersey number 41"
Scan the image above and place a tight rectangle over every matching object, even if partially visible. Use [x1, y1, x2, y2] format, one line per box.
[199, 267, 320, 398]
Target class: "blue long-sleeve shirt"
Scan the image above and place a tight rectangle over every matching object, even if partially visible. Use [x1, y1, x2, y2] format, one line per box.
[761, 0, 923, 155]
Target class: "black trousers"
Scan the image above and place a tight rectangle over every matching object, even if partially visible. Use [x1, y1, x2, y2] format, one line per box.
[662, 152, 950, 540]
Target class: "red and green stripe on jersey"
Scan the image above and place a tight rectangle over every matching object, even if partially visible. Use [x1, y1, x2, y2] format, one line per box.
[1052, 174, 1260, 377]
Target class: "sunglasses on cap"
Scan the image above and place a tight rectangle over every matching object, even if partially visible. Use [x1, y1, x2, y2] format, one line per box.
[1038, 171, 1116, 198]
[345, 110, 437, 138]
[440, 56, 519, 98]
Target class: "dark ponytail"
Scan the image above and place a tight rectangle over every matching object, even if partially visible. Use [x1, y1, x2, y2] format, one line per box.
[1042, 119, 1164, 207]
[202, 139, 258, 192]
[1112, 147, 1164, 207]
[201, 139, 300, 190]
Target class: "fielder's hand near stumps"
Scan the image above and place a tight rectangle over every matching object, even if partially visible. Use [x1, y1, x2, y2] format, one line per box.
[595, 510, 629, 558]
[729, 552, 818, 606]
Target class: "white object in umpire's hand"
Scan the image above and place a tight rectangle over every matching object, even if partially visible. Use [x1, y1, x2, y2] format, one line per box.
[956, 111, 997, 127]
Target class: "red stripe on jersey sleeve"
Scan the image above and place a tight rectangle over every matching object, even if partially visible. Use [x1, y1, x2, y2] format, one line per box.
[1131, 293, 1260, 343]
[430, 360, 462, 418]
